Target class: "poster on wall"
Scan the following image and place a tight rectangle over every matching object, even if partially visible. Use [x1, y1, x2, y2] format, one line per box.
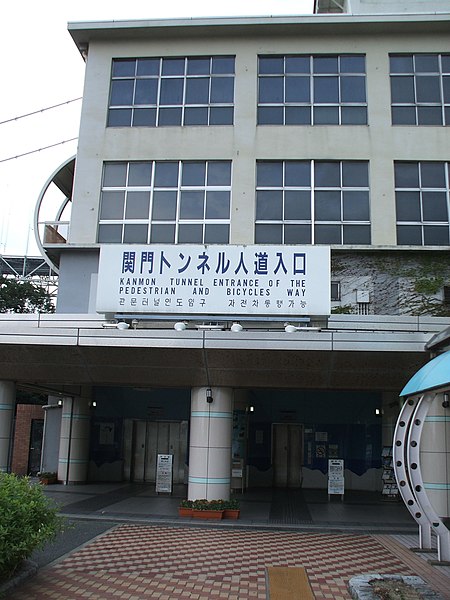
[99, 422, 115, 445]
[96, 244, 330, 317]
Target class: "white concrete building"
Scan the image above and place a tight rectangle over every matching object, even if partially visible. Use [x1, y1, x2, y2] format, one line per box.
[1, 1, 450, 511]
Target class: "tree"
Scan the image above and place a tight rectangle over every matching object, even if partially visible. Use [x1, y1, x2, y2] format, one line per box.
[0, 276, 55, 313]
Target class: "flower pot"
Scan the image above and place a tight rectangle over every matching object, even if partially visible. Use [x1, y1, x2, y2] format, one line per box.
[39, 477, 57, 485]
[192, 509, 223, 520]
[178, 507, 193, 517]
[223, 509, 240, 519]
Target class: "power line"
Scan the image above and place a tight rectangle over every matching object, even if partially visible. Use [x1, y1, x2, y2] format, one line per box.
[0, 138, 78, 164]
[0, 97, 82, 126]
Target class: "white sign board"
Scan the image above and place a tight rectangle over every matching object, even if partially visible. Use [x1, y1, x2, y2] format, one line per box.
[156, 454, 173, 493]
[328, 459, 344, 496]
[96, 244, 330, 316]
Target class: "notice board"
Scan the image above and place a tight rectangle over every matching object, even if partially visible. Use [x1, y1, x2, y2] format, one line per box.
[156, 454, 173, 494]
[328, 459, 344, 497]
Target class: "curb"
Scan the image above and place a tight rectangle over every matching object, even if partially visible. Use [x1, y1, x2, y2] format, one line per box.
[0, 560, 38, 597]
[60, 510, 418, 535]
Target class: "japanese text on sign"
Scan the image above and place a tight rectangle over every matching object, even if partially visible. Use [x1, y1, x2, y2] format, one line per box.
[96, 244, 330, 317]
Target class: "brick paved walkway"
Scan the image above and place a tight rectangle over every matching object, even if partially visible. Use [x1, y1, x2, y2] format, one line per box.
[9, 524, 447, 600]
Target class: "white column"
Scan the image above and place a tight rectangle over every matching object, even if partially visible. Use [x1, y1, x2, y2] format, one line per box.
[58, 396, 91, 483]
[0, 381, 15, 472]
[188, 387, 233, 501]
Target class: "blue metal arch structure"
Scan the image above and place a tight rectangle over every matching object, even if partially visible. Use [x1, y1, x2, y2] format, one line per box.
[394, 351, 450, 563]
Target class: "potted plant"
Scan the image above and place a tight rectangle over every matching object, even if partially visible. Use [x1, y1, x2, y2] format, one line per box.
[223, 498, 240, 519]
[192, 499, 224, 519]
[38, 472, 58, 485]
[178, 499, 193, 517]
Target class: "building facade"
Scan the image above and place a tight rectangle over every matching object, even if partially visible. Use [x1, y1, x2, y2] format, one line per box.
[1, 1, 450, 508]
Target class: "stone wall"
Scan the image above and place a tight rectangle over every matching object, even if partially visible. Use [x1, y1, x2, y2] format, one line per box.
[331, 252, 450, 316]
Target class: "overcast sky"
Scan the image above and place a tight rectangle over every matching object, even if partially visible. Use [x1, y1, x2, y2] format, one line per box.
[0, 0, 314, 258]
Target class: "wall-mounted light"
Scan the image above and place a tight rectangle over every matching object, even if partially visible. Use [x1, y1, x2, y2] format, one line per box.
[375, 408, 382, 416]
[230, 322, 243, 332]
[57, 399, 63, 406]
[174, 321, 187, 331]
[443, 393, 449, 409]
[285, 324, 299, 333]
[248, 405, 255, 413]
[284, 323, 321, 333]
[116, 321, 130, 330]
[90, 401, 97, 408]
[206, 388, 213, 403]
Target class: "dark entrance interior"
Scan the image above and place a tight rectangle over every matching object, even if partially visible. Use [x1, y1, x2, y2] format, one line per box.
[245, 389, 384, 491]
[28, 418, 44, 475]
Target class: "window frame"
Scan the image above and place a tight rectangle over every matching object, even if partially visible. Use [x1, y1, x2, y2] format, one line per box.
[254, 160, 371, 245]
[331, 281, 341, 302]
[98, 160, 232, 244]
[395, 161, 450, 246]
[390, 53, 450, 126]
[108, 56, 235, 128]
[257, 54, 368, 126]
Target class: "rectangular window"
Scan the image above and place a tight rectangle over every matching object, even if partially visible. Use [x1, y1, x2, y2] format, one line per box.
[108, 56, 235, 127]
[255, 160, 371, 245]
[395, 161, 450, 245]
[443, 285, 450, 305]
[390, 53, 450, 126]
[98, 160, 232, 244]
[331, 281, 341, 301]
[257, 54, 367, 125]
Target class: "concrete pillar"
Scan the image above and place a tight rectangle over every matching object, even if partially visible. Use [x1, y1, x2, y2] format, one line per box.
[420, 392, 450, 518]
[58, 396, 91, 484]
[188, 386, 233, 501]
[0, 381, 15, 472]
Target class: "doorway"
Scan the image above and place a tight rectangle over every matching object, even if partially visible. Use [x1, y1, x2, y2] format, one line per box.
[27, 419, 44, 475]
[272, 423, 304, 488]
[131, 420, 188, 484]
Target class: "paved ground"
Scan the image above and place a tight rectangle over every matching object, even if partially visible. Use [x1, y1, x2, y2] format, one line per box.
[39, 482, 419, 532]
[7, 525, 450, 599]
[3, 483, 449, 599]
[30, 520, 117, 569]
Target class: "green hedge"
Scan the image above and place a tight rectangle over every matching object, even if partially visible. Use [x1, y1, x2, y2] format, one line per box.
[0, 473, 64, 582]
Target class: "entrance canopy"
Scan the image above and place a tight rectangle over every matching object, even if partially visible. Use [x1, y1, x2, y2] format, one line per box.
[400, 350, 450, 397]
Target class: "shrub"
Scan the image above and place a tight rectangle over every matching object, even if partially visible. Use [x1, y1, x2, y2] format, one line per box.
[0, 473, 65, 582]
[192, 499, 225, 511]
[224, 498, 240, 510]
